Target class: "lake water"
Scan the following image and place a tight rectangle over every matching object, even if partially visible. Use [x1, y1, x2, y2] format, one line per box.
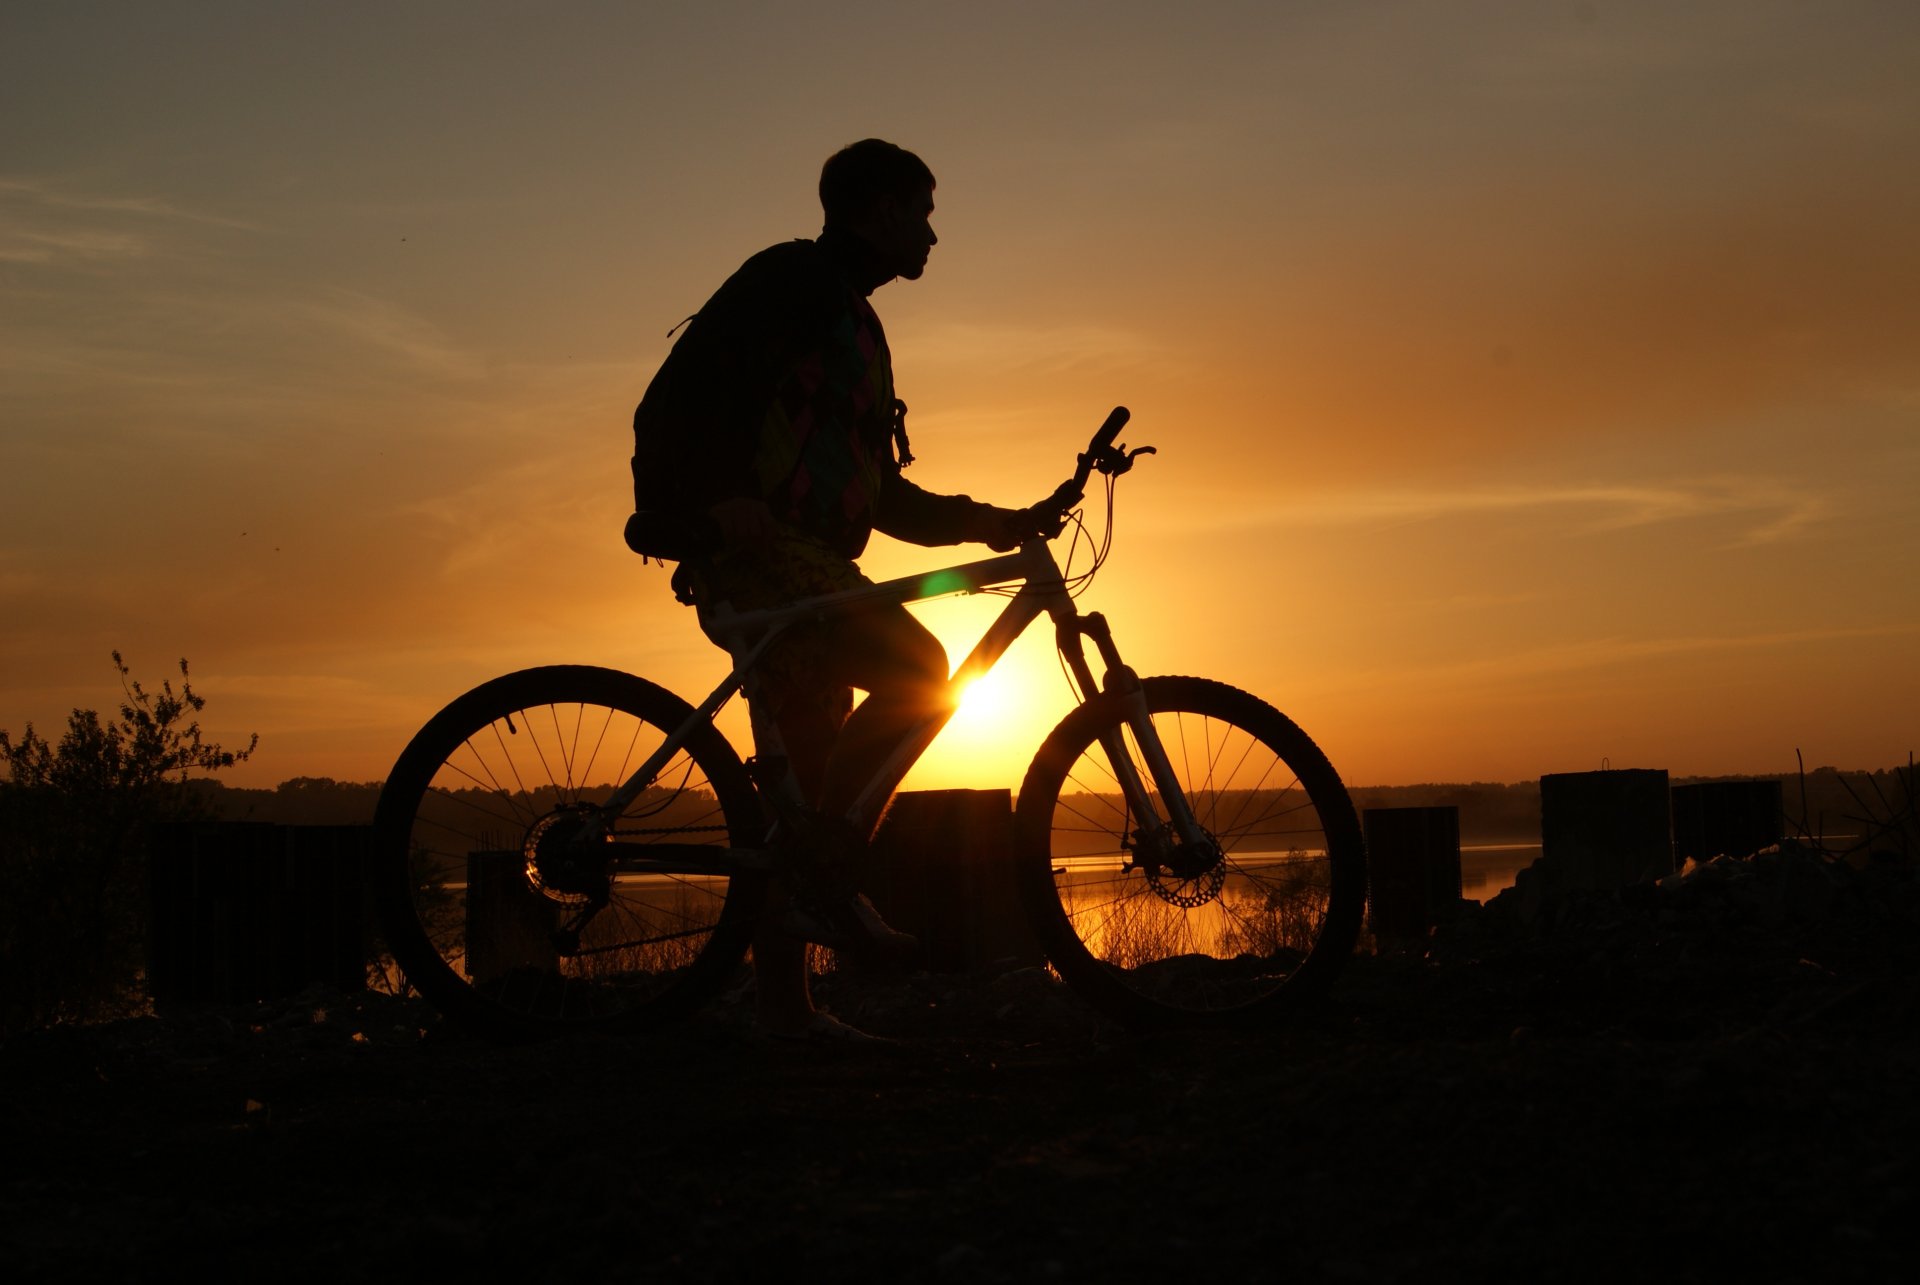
[1461, 843, 1542, 902]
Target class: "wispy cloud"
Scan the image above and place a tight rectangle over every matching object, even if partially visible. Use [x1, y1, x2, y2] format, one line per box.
[210, 672, 398, 733]
[0, 175, 257, 268]
[396, 449, 600, 579]
[0, 226, 149, 264]
[915, 320, 1175, 379]
[0, 176, 259, 230]
[1392, 622, 1920, 689]
[295, 289, 488, 381]
[1221, 478, 1827, 548]
[1, 281, 488, 394]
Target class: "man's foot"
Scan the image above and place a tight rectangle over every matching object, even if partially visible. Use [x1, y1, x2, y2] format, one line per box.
[770, 812, 919, 966]
[781, 889, 920, 967]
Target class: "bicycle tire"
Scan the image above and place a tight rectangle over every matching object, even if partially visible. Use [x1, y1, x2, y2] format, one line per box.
[371, 666, 766, 1040]
[1014, 676, 1366, 1027]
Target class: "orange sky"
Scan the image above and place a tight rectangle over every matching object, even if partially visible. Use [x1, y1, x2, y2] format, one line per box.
[3, 1, 1915, 792]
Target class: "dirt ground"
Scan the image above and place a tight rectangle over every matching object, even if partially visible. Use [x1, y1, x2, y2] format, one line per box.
[7, 847, 1917, 1284]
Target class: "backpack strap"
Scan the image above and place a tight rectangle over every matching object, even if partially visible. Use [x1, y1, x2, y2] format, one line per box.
[890, 398, 914, 469]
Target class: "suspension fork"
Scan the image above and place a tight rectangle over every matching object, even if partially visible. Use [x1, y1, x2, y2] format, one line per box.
[1055, 613, 1208, 850]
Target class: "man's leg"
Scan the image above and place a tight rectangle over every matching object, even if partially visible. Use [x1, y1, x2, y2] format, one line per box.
[750, 695, 842, 1036]
[818, 603, 952, 819]
[688, 540, 917, 1034]
[759, 602, 945, 1026]
[716, 578, 948, 1032]
[751, 672, 940, 1032]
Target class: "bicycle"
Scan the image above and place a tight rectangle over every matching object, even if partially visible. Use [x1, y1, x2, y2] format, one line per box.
[370, 408, 1368, 1039]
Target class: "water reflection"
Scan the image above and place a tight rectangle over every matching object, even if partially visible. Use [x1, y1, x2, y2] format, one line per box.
[1053, 849, 1331, 965]
[1461, 844, 1541, 903]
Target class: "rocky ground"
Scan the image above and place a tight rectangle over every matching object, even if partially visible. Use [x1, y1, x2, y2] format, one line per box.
[6, 844, 1918, 1284]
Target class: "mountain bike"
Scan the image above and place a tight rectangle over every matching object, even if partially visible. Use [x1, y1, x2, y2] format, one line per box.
[370, 409, 1368, 1039]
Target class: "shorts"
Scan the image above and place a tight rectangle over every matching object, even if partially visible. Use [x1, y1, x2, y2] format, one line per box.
[683, 530, 873, 724]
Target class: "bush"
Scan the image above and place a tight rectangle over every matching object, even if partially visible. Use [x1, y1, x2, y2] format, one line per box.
[0, 653, 256, 1032]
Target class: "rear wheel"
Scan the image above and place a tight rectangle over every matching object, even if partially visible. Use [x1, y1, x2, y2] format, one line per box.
[1015, 676, 1366, 1027]
[372, 666, 764, 1039]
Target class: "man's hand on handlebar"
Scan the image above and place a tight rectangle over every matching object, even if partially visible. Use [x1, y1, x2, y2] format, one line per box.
[968, 501, 1068, 551]
[966, 504, 1028, 552]
[1013, 501, 1070, 546]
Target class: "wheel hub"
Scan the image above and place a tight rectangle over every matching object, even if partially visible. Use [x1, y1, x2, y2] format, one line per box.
[1136, 828, 1227, 908]
[522, 804, 610, 906]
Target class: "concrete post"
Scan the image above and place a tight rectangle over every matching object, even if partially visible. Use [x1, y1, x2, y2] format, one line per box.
[1671, 780, 1784, 863]
[149, 822, 368, 1009]
[864, 788, 1043, 973]
[1539, 769, 1672, 890]
[1363, 806, 1462, 947]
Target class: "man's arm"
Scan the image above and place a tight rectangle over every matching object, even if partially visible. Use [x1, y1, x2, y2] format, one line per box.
[874, 473, 1030, 551]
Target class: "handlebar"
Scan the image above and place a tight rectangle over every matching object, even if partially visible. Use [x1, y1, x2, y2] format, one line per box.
[1027, 406, 1156, 534]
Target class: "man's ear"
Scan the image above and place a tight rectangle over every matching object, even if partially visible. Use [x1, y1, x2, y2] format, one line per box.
[857, 192, 898, 234]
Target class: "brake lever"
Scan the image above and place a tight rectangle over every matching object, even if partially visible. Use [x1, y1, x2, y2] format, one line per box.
[1092, 442, 1157, 477]
[1019, 498, 1071, 542]
[1034, 418, 1156, 537]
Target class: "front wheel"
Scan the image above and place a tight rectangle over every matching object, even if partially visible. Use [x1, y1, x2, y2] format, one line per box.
[1015, 676, 1366, 1027]
[371, 666, 766, 1040]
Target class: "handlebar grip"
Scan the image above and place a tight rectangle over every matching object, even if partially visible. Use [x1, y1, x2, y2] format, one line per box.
[1092, 406, 1130, 451]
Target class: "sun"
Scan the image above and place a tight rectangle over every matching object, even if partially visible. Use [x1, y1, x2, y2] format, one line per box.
[864, 589, 1081, 793]
[906, 638, 1077, 792]
[954, 666, 1018, 728]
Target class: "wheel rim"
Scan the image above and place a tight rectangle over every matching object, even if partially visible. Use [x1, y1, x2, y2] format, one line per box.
[389, 687, 752, 1028]
[1032, 685, 1360, 1019]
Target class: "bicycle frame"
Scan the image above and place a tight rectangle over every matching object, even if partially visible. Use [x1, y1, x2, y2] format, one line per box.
[596, 534, 1206, 865]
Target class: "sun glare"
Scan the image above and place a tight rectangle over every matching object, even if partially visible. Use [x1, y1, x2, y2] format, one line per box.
[906, 636, 1076, 793]
[954, 670, 1013, 726]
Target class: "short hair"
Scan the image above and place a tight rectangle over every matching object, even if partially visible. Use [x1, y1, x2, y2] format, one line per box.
[819, 139, 934, 226]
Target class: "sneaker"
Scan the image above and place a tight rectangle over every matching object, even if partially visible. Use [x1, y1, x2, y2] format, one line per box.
[781, 890, 920, 967]
[771, 812, 919, 966]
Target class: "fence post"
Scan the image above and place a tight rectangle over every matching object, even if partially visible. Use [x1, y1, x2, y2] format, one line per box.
[1363, 806, 1462, 948]
[464, 847, 560, 983]
[1671, 780, 1784, 863]
[148, 822, 368, 1009]
[1538, 769, 1672, 890]
[863, 789, 1043, 973]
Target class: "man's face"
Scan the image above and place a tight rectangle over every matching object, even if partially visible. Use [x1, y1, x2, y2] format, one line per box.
[870, 182, 937, 281]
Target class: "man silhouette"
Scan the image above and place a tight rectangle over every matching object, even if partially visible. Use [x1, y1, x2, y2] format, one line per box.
[632, 139, 1031, 1040]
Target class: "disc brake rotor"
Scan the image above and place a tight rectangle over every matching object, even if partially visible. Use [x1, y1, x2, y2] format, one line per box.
[1145, 861, 1227, 908]
[1136, 828, 1228, 908]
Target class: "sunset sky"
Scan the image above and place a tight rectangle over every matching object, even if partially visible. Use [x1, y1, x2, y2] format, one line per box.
[3, 1, 1915, 794]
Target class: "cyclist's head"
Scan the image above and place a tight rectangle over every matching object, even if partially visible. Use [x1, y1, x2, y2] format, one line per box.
[821, 139, 937, 281]
[820, 140, 933, 224]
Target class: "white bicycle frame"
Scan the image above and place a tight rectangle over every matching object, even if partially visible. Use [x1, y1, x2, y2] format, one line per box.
[596, 534, 1207, 858]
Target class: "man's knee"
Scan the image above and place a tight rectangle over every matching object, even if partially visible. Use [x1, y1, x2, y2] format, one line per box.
[896, 622, 950, 690]
[843, 609, 949, 700]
